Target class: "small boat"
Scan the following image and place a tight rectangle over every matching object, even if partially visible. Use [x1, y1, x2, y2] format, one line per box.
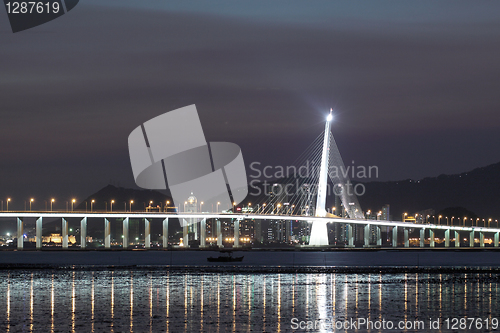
[207, 251, 244, 262]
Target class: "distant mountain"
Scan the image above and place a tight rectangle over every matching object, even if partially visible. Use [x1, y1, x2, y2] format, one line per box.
[76, 184, 171, 211]
[357, 161, 500, 219]
[81, 161, 500, 220]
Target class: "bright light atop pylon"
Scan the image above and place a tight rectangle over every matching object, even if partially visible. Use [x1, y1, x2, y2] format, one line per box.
[327, 114, 333, 121]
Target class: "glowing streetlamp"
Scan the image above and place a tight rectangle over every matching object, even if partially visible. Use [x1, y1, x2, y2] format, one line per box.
[262, 203, 266, 214]
[6, 198, 10, 211]
[184, 201, 187, 212]
[50, 198, 55, 211]
[111, 200, 114, 212]
[438, 215, 442, 225]
[91, 199, 95, 212]
[71, 199, 76, 211]
[130, 200, 134, 212]
[30, 198, 34, 211]
[217, 202, 220, 213]
[200, 201, 204, 212]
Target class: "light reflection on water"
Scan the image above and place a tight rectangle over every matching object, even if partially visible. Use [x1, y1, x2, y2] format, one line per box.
[0, 270, 499, 332]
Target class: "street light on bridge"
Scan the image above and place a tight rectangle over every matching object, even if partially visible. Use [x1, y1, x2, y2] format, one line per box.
[130, 200, 134, 212]
[29, 198, 34, 211]
[51, 198, 55, 211]
[71, 199, 76, 211]
[6, 198, 10, 211]
[111, 200, 114, 212]
[217, 202, 220, 213]
[91, 199, 95, 212]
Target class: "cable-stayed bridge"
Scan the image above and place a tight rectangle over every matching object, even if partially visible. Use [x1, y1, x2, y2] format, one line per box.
[1, 211, 499, 250]
[1, 110, 499, 249]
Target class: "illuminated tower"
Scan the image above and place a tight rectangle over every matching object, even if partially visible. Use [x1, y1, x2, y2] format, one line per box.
[308, 110, 333, 246]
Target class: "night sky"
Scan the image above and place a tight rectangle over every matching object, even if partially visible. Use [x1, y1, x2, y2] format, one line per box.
[1, 1, 500, 210]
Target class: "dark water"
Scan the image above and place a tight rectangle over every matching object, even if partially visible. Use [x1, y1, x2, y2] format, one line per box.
[1, 269, 500, 332]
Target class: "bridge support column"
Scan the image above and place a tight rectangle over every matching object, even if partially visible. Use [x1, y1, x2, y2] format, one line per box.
[144, 218, 150, 249]
[80, 217, 87, 249]
[392, 226, 398, 247]
[123, 217, 129, 249]
[455, 231, 460, 247]
[200, 218, 206, 248]
[36, 217, 42, 250]
[347, 224, 354, 247]
[104, 218, 111, 249]
[420, 228, 425, 248]
[62, 218, 68, 249]
[404, 229, 409, 247]
[430, 229, 435, 247]
[469, 230, 474, 247]
[480, 232, 485, 247]
[445, 229, 450, 248]
[495, 232, 499, 248]
[377, 226, 382, 246]
[234, 219, 240, 248]
[364, 224, 370, 247]
[217, 219, 222, 248]
[183, 224, 189, 248]
[17, 218, 23, 250]
[162, 218, 169, 248]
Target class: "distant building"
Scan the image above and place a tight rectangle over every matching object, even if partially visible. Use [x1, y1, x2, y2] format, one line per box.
[42, 233, 76, 244]
[382, 204, 390, 221]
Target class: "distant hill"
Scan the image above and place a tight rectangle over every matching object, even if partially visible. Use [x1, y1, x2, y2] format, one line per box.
[357, 161, 500, 219]
[76, 184, 171, 211]
[81, 161, 500, 220]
